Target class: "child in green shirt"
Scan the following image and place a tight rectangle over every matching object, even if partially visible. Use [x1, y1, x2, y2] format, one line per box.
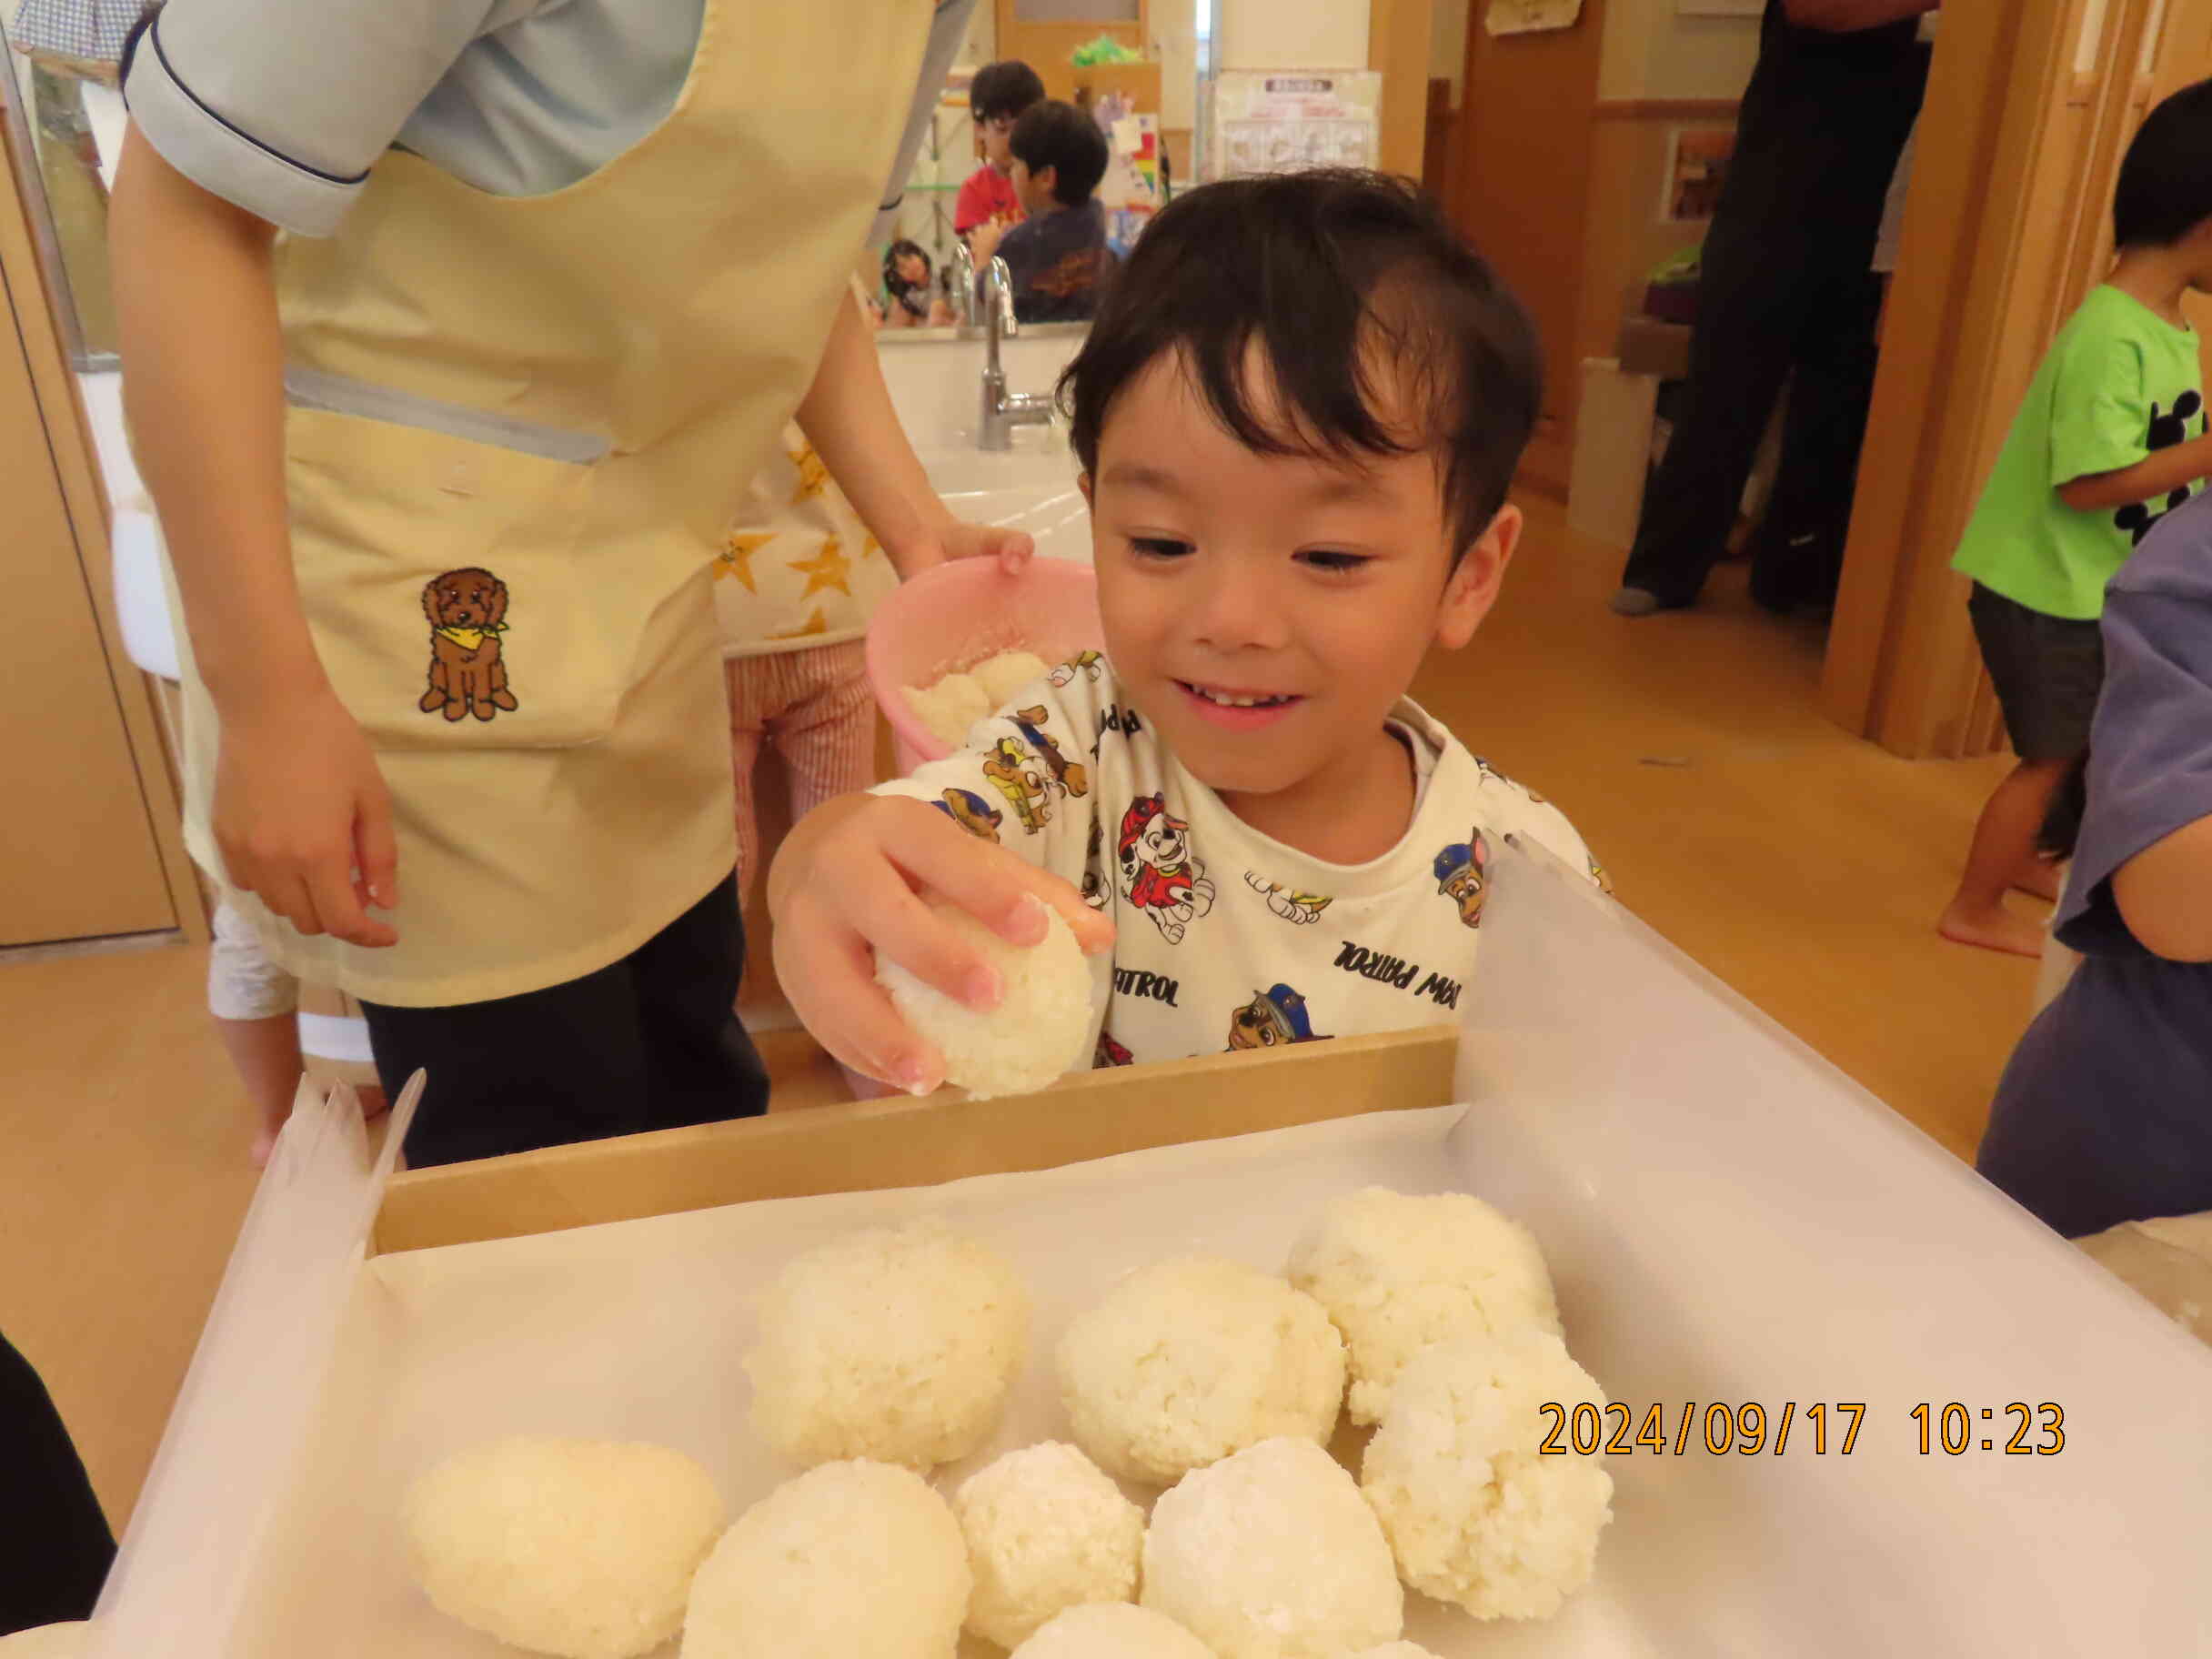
[1941, 78, 2212, 958]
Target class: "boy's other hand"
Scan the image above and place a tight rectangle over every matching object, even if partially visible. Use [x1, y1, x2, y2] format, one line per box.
[770, 795, 1112, 1094]
[970, 219, 1007, 266]
[213, 691, 399, 948]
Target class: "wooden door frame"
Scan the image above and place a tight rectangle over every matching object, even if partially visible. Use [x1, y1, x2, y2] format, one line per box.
[1822, 0, 2212, 756]
[0, 84, 205, 941]
[1370, 0, 1435, 180]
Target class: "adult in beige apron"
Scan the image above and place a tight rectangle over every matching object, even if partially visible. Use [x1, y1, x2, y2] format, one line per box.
[169, 3, 932, 1162]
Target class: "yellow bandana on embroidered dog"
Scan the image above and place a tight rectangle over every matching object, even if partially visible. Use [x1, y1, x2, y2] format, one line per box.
[436, 623, 504, 650]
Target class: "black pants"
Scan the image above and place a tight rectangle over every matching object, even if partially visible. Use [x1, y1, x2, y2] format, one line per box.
[362, 871, 769, 1168]
[1621, 20, 1925, 611]
[1622, 232, 1887, 611]
[1, 1332, 114, 1633]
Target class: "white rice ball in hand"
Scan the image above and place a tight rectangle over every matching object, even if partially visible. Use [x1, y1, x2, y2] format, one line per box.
[1056, 1256, 1346, 1486]
[1141, 1437, 1403, 1659]
[1361, 1331, 1614, 1622]
[875, 900, 1093, 1100]
[1288, 1186, 1562, 1426]
[955, 1442, 1146, 1649]
[973, 649, 1052, 708]
[401, 1436, 724, 1659]
[746, 1220, 1028, 1470]
[906, 671, 994, 749]
[1010, 1604, 1220, 1658]
[681, 1460, 970, 1659]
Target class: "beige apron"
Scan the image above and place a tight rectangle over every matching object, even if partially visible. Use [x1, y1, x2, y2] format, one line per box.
[172, 3, 931, 1007]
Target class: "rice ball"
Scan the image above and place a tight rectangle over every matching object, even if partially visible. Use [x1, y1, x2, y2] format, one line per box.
[1057, 1257, 1346, 1485]
[1361, 1331, 1614, 1621]
[1010, 1603, 1219, 1658]
[1141, 1438, 1402, 1659]
[747, 1219, 1028, 1470]
[906, 671, 992, 748]
[401, 1436, 724, 1659]
[1288, 1187, 1562, 1425]
[973, 649, 1052, 708]
[955, 1442, 1147, 1649]
[682, 1460, 970, 1659]
[875, 902, 1092, 1100]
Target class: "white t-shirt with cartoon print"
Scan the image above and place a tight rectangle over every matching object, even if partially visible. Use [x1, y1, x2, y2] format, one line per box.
[870, 655, 1607, 1070]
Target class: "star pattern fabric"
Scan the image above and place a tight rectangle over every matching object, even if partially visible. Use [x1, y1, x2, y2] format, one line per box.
[716, 423, 899, 659]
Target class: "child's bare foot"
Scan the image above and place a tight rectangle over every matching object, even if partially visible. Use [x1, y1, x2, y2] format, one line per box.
[2012, 860, 2066, 903]
[1937, 899, 2046, 958]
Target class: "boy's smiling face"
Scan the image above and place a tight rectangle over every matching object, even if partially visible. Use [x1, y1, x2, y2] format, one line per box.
[1083, 347, 1518, 857]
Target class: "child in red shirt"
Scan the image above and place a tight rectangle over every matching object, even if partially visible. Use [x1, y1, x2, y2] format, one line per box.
[956, 59, 1043, 238]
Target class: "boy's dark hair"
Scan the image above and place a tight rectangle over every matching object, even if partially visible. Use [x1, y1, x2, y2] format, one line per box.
[970, 60, 1047, 126]
[2115, 76, 2212, 248]
[1010, 101, 1110, 206]
[1061, 170, 1541, 557]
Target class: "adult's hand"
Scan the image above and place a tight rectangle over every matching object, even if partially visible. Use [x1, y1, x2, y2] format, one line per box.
[214, 691, 399, 947]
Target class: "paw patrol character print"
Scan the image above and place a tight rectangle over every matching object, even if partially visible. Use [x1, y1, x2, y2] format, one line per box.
[1049, 649, 1106, 688]
[981, 737, 1054, 834]
[419, 568, 517, 724]
[1081, 818, 1109, 910]
[934, 788, 1004, 843]
[1244, 871, 1331, 925]
[1095, 1029, 1133, 1067]
[1225, 984, 1332, 1051]
[1433, 827, 1493, 929]
[1118, 793, 1215, 943]
[1010, 707, 1090, 799]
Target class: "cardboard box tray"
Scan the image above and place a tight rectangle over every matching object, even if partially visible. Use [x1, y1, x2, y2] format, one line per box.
[85, 845, 2212, 1657]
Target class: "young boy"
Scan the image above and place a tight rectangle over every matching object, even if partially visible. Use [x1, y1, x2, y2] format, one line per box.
[956, 60, 1045, 240]
[968, 99, 1112, 324]
[1941, 78, 2212, 958]
[769, 171, 1605, 1096]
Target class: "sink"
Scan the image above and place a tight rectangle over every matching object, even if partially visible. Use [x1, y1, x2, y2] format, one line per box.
[938, 479, 1092, 564]
[879, 327, 1087, 462]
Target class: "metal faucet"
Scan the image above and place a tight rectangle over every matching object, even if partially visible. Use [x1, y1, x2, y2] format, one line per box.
[979, 256, 1055, 451]
[950, 239, 980, 328]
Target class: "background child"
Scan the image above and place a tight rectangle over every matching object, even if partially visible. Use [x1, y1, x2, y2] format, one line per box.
[769, 171, 1607, 1096]
[956, 59, 1045, 241]
[880, 238, 954, 328]
[1941, 78, 2212, 958]
[1976, 487, 2212, 1238]
[967, 99, 1112, 325]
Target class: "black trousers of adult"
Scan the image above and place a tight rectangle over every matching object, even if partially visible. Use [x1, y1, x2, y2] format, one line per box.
[0, 1332, 115, 1633]
[361, 870, 769, 1168]
[1620, 13, 1925, 611]
[1621, 218, 1888, 611]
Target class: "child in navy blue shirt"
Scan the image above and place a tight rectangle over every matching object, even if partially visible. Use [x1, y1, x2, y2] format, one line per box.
[968, 99, 1112, 324]
[1977, 488, 2212, 1236]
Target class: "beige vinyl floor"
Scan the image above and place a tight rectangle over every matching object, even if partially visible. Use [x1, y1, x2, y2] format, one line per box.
[0, 497, 2035, 1536]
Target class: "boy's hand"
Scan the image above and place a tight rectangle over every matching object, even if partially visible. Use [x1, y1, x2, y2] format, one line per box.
[771, 795, 1112, 1093]
[970, 219, 1007, 266]
[213, 691, 399, 948]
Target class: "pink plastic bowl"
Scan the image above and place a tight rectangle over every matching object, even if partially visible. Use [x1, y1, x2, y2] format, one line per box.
[867, 557, 1106, 774]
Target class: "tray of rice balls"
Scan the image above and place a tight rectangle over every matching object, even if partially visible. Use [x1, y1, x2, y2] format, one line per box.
[92, 841, 2212, 1659]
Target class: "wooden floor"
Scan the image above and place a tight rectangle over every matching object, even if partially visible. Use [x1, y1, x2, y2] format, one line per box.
[0, 497, 2034, 1538]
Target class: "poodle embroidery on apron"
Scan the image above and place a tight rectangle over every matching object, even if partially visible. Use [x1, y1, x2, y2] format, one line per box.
[419, 567, 517, 723]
